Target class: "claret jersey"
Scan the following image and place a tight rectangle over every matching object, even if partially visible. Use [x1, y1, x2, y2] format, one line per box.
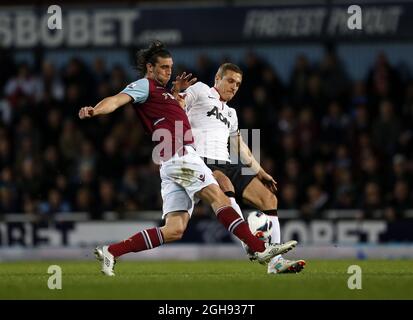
[122, 78, 194, 160]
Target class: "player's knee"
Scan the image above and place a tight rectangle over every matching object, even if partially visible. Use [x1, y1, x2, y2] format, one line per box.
[213, 171, 234, 193]
[216, 189, 231, 207]
[209, 188, 231, 211]
[200, 184, 231, 208]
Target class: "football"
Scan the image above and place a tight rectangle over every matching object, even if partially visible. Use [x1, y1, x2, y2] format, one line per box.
[247, 211, 273, 243]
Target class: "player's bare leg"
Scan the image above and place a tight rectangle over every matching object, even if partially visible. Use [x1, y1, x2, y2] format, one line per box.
[160, 211, 191, 242]
[212, 170, 256, 259]
[243, 178, 306, 273]
[95, 211, 190, 276]
[212, 170, 244, 218]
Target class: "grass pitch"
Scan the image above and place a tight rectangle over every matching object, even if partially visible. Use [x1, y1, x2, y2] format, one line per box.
[0, 260, 412, 300]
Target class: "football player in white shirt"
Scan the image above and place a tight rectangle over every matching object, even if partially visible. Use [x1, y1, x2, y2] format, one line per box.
[183, 63, 305, 274]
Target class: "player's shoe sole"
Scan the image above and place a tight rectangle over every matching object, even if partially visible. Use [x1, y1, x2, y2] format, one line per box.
[269, 259, 306, 274]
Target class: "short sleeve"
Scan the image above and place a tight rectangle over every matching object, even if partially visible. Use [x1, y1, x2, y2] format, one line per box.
[184, 82, 207, 112]
[121, 78, 149, 104]
[229, 108, 239, 137]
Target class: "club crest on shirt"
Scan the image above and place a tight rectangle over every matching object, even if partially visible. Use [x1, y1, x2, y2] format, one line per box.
[162, 92, 175, 100]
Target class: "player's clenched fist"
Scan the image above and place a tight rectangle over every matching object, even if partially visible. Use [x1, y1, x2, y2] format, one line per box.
[79, 106, 94, 119]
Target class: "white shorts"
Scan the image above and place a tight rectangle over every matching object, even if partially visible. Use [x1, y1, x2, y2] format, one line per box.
[160, 145, 218, 219]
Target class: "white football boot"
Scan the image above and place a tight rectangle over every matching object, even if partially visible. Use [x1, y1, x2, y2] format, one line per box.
[268, 256, 306, 274]
[255, 240, 297, 265]
[94, 245, 116, 276]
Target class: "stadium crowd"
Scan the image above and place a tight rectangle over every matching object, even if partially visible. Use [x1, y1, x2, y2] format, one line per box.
[0, 48, 412, 221]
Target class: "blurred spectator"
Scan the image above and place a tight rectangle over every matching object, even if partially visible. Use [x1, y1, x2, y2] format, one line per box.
[98, 135, 124, 179]
[319, 50, 350, 103]
[358, 151, 383, 192]
[290, 54, 312, 106]
[17, 157, 43, 199]
[367, 52, 403, 110]
[387, 154, 412, 192]
[97, 179, 121, 215]
[332, 168, 356, 209]
[110, 65, 128, 94]
[301, 185, 329, 220]
[39, 189, 71, 216]
[349, 104, 370, 148]
[384, 180, 412, 221]
[0, 186, 18, 213]
[334, 144, 352, 170]
[261, 65, 284, 106]
[73, 187, 98, 219]
[321, 101, 350, 147]
[360, 182, 383, 219]
[120, 165, 140, 202]
[295, 108, 318, 161]
[195, 54, 215, 84]
[279, 183, 299, 210]
[42, 108, 63, 147]
[306, 161, 333, 191]
[22, 194, 38, 215]
[277, 105, 296, 136]
[371, 100, 402, 156]
[0, 133, 13, 168]
[39, 61, 64, 103]
[0, 48, 16, 93]
[240, 106, 258, 129]
[136, 162, 162, 210]
[62, 58, 93, 103]
[238, 52, 266, 106]
[282, 158, 305, 196]
[59, 119, 83, 164]
[350, 81, 368, 108]
[92, 57, 110, 87]
[0, 99, 12, 125]
[305, 72, 326, 116]
[4, 63, 41, 111]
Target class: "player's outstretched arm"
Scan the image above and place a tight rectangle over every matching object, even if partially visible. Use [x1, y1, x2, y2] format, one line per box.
[79, 93, 132, 119]
[233, 134, 277, 193]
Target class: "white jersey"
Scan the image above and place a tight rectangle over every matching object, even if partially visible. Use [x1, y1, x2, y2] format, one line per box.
[184, 82, 239, 161]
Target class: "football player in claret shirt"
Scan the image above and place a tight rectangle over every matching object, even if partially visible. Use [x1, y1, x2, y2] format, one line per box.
[78, 41, 297, 276]
[182, 63, 305, 274]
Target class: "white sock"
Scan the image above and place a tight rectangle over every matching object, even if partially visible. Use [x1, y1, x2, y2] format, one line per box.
[267, 215, 282, 261]
[229, 197, 244, 220]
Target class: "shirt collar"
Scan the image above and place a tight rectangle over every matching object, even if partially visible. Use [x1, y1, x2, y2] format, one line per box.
[211, 86, 222, 100]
